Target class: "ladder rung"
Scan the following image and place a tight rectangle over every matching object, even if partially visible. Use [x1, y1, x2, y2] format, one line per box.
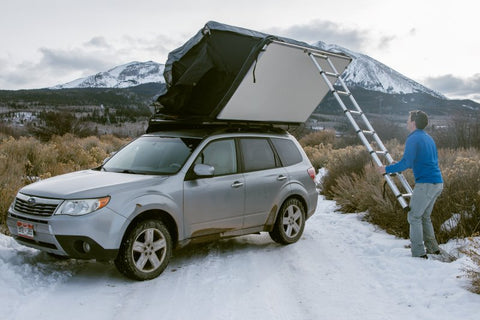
[335, 90, 350, 96]
[362, 130, 375, 135]
[345, 110, 362, 115]
[323, 71, 340, 77]
[375, 151, 387, 155]
[400, 193, 412, 198]
[309, 52, 328, 59]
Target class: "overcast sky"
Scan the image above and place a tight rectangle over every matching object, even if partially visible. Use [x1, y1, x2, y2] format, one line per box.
[1, 0, 479, 102]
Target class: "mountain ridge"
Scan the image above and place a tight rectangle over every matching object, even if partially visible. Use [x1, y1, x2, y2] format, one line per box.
[50, 42, 446, 102]
[52, 61, 165, 89]
[2, 40, 475, 117]
[313, 41, 446, 99]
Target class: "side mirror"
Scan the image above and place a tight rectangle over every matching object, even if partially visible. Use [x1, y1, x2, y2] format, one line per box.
[193, 164, 214, 177]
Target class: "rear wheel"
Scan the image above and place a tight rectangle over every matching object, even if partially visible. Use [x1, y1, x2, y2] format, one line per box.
[115, 219, 172, 281]
[269, 198, 305, 244]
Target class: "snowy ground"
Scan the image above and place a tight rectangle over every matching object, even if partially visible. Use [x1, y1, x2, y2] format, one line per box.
[1, 196, 479, 320]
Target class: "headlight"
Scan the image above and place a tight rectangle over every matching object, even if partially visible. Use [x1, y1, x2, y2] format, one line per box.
[9, 199, 15, 211]
[56, 196, 110, 216]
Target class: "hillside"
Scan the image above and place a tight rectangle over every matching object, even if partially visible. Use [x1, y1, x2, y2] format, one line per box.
[0, 83, 165, 108]
[316, 86, 479, 116]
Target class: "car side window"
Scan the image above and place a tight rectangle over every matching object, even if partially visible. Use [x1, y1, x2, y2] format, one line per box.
[195, 139, 237, 176]
[240, 138, 276, 172]
[271, 138, 303, 166]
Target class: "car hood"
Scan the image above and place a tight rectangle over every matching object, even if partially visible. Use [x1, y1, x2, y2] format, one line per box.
[19, 169, 170, 199]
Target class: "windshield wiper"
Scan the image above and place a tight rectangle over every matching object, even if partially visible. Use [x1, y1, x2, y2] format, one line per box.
[120, 169, 140, 174]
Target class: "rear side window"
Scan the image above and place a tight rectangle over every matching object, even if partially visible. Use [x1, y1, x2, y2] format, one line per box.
[271, 138, 303, 166]
[240, 138, 276, 172]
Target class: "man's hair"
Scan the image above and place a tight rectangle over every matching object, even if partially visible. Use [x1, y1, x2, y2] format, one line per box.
[410, 110, 428, 129]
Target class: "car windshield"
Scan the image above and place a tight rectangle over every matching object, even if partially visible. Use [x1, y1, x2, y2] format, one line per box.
[103, 136, 201, 175]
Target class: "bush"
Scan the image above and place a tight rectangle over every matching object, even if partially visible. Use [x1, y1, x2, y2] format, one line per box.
[299, 129, 336, 147]
[312, 139, 480, 242]
[0, 134, 130, 229]
[303, 144, 332, 171]
[320, 145, 371, 200]
[434, 149, 480, 243]
[462, 236, 480, 294]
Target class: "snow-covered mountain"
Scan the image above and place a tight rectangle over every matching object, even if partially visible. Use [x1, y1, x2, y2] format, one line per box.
[51, 44, 445, 101]
[52, 61, 165, 89]
[313, 41, 446, 99]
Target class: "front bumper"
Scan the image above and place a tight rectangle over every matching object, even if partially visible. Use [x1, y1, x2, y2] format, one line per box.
[7, 206, 127, 261]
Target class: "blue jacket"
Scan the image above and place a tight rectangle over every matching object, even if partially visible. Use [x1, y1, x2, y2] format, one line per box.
[386, 130, 443, 183]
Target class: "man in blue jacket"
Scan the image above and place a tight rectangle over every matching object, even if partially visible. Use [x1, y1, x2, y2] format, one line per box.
[378, 110, 443, 258]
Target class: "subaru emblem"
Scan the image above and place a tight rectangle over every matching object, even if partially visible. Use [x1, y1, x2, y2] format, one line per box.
[27, 197, 36, 205]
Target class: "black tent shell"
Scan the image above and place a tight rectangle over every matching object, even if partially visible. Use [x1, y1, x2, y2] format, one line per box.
[153, 21, 352, 126]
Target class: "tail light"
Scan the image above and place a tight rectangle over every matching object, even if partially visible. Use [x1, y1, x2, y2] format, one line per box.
[307, 167, 316, 180]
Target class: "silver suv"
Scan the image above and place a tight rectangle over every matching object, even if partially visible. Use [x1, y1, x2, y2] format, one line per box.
[7, 126, 318, 280]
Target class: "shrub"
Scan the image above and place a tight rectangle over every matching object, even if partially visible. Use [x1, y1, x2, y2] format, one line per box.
[299, 129, 336, 147]
[0, 134, 130, 229]
[312, 139, 480, 242]
[303, 144, 332, 171]
[434, 150, 480, 243]
[320, 145, 370, 199]
[462, 236, 480, 294]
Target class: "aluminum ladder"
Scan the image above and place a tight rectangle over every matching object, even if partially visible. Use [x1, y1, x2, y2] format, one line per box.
[307, 51, 413, 210]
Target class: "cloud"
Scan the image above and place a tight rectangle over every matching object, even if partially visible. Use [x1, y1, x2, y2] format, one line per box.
[38, 47, 114, 74]
[377, 35, 397, 50]
[84, 36, 111, 49]
[424, 74, 480, 102]
[0, 33, 179, 89]
[265, 19, 374, 52]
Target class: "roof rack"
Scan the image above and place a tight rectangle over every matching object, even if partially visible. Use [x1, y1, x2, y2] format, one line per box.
[146, 113, 292, 134]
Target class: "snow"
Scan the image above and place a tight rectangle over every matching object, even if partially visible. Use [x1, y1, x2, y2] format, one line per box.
[1, 195, 479, 320]
[52, 61, 165, 89]
[313, 40, 446, 99]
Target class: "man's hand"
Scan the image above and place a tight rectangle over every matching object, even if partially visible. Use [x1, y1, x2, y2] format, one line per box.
[377, 166, 386, 174]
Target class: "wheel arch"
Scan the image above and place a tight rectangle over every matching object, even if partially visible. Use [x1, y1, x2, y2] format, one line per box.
[288, 194, 307, 213]
[122, 209, 179, 248]
[266, 193, 308, 232]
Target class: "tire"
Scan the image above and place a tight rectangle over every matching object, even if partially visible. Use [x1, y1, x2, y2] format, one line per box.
[115, 219, 172, 281]
[269, 198, 306, 245]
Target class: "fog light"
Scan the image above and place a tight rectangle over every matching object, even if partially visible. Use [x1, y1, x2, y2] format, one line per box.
[82, 241, 91, 253]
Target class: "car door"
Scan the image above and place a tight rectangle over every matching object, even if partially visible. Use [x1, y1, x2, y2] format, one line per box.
[239, 137, 289, 229]
[183, 138, 245, 238]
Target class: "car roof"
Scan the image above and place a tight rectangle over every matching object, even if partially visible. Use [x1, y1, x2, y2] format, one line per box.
[144, 123, 289, 140]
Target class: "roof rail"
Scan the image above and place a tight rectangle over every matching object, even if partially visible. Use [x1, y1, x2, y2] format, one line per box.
[146, 113, 296, 133]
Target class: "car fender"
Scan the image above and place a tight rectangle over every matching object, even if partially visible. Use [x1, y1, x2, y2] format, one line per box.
[288, 180, 318, 218]
[115, 192, 184, 247]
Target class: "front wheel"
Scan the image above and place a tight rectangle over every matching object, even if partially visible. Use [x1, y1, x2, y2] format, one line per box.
[115, 219, 172, 281]
[269, 198, 306, 244]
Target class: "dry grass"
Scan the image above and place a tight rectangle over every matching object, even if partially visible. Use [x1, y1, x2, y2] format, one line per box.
[462, 236, 480, 294]
[299, 129, 336, 147]
[0, 134, 130, 227]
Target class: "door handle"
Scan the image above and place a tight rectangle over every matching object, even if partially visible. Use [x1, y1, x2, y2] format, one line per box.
[277, 175, 287, 181]
[231, 181, 244, 188]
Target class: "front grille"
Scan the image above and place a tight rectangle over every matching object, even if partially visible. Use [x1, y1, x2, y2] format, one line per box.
[9, 213, 48, 224]
[14, 194, 62, 216]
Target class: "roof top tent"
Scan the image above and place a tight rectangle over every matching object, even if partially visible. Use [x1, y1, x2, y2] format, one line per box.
[148, 21, 352, 132]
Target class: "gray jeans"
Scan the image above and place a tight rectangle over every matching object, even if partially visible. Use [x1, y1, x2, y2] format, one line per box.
[407, 183, 443, 257]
